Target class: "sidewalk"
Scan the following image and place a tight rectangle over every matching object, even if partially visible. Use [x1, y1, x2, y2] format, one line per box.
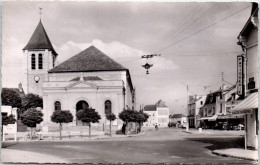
[1, 149, 69, 163]
[213, 148, 258, 161]
[184, 128, 245, 136]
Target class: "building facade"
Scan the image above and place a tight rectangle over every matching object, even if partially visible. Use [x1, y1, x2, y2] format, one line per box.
[22, 20, 135, 132]
[187, 95, 206, 128]
[199, 85, 244, 129]
[143, 100, 169, 127]
[1, 106, 18, 141]
[232, 3, 258, 149]
[169, 114, 187, 127]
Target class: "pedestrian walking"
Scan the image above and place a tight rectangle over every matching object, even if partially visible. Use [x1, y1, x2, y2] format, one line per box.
[122, 123, 126, 134]
[155, 123, 158, 131]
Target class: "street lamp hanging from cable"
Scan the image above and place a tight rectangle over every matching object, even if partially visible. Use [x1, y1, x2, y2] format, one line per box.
[142, 63, 153, 74]
[141, 54, 160, 74]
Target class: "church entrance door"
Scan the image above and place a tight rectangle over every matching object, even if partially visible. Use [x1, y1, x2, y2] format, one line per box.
[76, 100, 89, 126]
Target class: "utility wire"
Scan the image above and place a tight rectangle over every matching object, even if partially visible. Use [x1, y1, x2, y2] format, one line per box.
[149, 3, 204, 53]
[156, 5, 251, 53]
[153, 3, 218, 53]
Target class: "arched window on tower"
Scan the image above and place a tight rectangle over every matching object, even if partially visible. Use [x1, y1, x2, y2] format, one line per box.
[38, 54, 43, 69]
[31, 54, 36, 69]
[54, 101, 61, 111]
[105, 100, 112, 115]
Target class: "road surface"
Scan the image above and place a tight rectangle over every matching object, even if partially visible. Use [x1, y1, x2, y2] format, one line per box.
[1, 127, 255, 164]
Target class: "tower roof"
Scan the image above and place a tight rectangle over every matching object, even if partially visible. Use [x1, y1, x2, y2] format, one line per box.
[23, 20, 58, 55]
[48, 46, 127, 73]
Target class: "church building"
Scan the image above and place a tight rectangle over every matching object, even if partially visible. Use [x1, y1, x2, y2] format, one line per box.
[22, 20, 135, 132]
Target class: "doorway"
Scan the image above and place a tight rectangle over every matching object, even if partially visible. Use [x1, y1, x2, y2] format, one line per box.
[76, 100, 89, 126]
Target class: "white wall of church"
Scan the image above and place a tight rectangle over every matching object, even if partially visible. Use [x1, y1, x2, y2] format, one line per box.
[42, 86, 125, 130]
[47, 70, 134, 110]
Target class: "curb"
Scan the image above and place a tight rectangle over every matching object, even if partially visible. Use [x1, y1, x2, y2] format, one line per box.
[13, 132, 146, 142]
[212, 150, 258, 161]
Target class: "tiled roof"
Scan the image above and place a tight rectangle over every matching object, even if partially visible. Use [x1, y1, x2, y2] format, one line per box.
[170, 114, 186, 118]
[70, 76, 103, 81]
[189, 96, 203, 104]
[204, 91, 221, 105]
[23, 20, 57, 55]
[48, 46, 127, 73]
[156, 100, 168, 107]
[144, 105, 157, 111]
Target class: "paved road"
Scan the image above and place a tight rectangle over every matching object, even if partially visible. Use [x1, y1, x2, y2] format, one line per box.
[1, 127, 255, 164]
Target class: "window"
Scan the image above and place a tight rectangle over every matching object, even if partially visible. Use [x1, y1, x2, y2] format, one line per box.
[38, 54, 43, 69]
[212, 107, 215, 114]
[52, 55, 55, 67]
[54, 101, 61, 111]
[220, 103, 222, 113]
[200, 101, 203, 105]
[105, 100, 112, 114]
[31, 54, 35, 69]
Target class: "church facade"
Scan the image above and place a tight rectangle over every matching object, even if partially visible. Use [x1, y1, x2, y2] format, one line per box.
[22, 20, 135, 132]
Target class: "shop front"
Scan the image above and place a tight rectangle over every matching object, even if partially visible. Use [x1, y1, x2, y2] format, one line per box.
[231, 92, 258, 150]
[216, 114, 244, 130]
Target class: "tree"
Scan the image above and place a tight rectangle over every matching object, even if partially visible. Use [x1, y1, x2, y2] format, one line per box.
[1, 88, 22, 108]
[21, 93, 43, 110]
[119, 109, 136, 135]
[119, 109, 149, 134]
[76, 107, 101, 138]
[51, 110, 73, 140]
[17, 93, 43, 119]
[2, 114, 16, 140]
[106, 113, 116, 137]
[21, 108, 43, 140]
[135, 111, 149, 133]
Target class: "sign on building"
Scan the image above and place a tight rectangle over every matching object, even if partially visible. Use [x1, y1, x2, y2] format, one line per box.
[248, 77, 256, 90]
[237, 55, 244, 96]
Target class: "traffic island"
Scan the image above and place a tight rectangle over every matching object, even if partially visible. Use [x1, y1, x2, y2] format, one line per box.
[213, 148, 258, 161]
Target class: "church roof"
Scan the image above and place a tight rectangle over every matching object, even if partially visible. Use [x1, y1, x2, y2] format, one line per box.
[23, 20, 58, 55]
[48, 46, 127, 73]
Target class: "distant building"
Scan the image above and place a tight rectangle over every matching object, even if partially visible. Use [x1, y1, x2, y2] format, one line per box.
[232, 3, 258, 150]
[169, 114, 187, 126]
[187, 95, 206, 128]
[143, 100, 169, 127]
[1, 106, 18, 141]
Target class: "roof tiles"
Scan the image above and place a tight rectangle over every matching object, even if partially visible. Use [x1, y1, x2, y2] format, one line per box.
[23, 20, 57, 55]
[48, 46, 127, 73]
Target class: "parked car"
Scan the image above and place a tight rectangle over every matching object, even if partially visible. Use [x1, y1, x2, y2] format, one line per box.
[168, 122, 175, 127]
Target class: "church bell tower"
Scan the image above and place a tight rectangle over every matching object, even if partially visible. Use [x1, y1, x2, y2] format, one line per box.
[22, 19, 58, 96]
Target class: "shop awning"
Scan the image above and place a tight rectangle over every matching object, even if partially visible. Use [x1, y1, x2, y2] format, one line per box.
[199, 115, 217, 121]
[231, 92, 258, 115]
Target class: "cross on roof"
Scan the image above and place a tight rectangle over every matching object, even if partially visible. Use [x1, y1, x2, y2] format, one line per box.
[39, 7, 43, 20]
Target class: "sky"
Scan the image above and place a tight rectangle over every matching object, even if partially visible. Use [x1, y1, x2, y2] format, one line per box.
[2, 1, 252, 114]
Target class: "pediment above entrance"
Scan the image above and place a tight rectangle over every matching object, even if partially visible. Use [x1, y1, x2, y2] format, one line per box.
[65, 81, 97, 89]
